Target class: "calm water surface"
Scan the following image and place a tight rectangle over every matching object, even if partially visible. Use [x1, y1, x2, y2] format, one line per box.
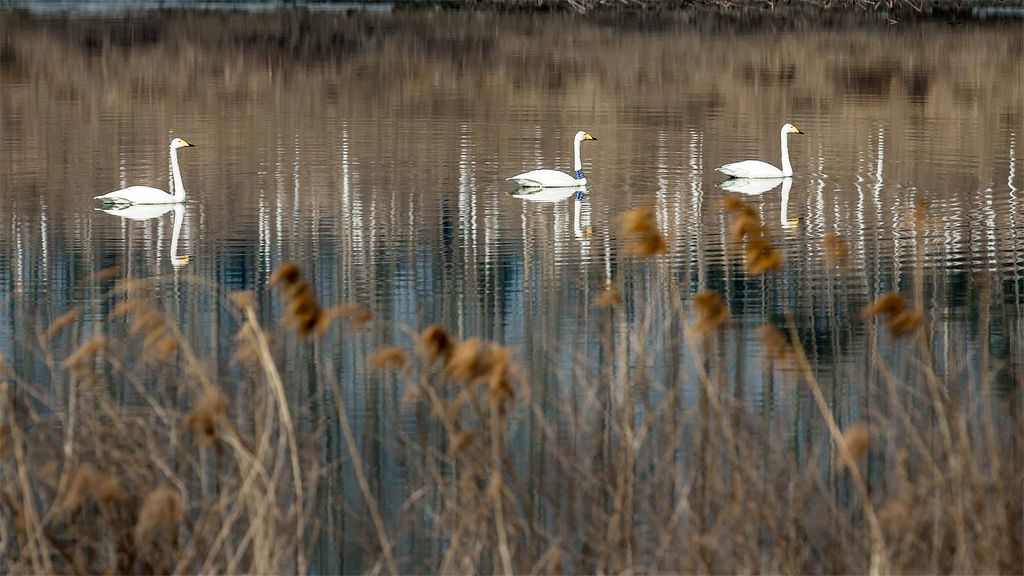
[1, 7, 1021, 571]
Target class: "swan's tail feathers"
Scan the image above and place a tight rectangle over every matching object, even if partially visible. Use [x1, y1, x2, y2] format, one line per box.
[95, 196, 132, 209]
[508, 178, 543, 188]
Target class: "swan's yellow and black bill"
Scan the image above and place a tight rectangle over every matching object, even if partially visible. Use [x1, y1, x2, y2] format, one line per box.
[181, 140, 195, 147]
[790, 126, 804, 134]
[583, 133, 597, 141]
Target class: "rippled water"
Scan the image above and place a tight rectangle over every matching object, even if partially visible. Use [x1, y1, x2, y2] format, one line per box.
[1, 6, 1021, 572]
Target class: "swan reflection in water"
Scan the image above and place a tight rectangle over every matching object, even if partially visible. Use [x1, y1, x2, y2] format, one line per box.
[511, 185, 593, 238]
[96, 203, 190, 267]
[719, 177, 797, 229]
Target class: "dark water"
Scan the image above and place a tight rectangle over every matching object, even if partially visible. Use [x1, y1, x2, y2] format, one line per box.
[1, 6, 1021, 572]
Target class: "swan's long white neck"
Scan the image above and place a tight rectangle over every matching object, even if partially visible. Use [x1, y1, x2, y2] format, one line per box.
[779, 128, 793, 177]
[573, 135, 587, 185]
[170, 145, 186, 201]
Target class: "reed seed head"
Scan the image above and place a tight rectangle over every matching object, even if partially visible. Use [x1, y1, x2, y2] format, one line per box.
[487, 351, 515, 416]
[401, 384, 423, 408]
[269, 261, 301, 287]
[134, 486, 183, 546]
[450, 429, 476, 456]
[417, 324, 454, 362]
[228, 290, 256, 310]
[723, 195, 758, 218]
[62, 463, 100, 515]
[823, 232, 849, 265]
[88, 266, 122, 282]
[593, 288, 622, 309]
[130, 310, 166, 338]
[62, 336, 105, 374]
[759, 324, 793, 361]
[369, 346, 410, 373]
[0, 424, 10, 459]
[109, 298, 147, 319]
[887, 308, 924, 338]
[184, 386, 229, 447]
[841, 422, 871, 465]
[331, 302, 373, 330]
[730, 213, 763, 242]
[862, 292, 907, 319]
[95, 476, 125, 509]
[745, 237, 784, 275]
[620, 206, 667, 258]
[445, 338, 488, 383]
[44, 308, 81, 343]
[153, 335, 181, 362]
[690, 290, 729, 335]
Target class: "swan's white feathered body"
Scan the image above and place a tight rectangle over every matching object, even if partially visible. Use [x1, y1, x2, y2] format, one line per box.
[508, 169, 579, 188]
[717, 160, 786, 179]
[717, 123, 803, 179]
[507, 131, 596, 188]
[95, 186, 180, 206]
[95, 138, 194, 205]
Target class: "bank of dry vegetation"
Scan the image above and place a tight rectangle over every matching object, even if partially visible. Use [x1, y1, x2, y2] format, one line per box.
[0, 201, 1020, 574]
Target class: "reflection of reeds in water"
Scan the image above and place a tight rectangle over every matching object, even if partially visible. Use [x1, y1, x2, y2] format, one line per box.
[3, 261, 1019, 574]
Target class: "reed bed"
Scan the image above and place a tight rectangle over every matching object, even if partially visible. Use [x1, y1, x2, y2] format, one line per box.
[0, 199, 1019, 574]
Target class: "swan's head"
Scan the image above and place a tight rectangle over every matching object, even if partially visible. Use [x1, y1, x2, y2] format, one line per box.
[782, 123, 804, 135]
[170, 137, 195, 149]
[575, 131, 597, 143]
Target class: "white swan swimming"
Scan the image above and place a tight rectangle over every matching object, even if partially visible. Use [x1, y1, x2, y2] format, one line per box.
[717, 124, 803, 179]
[97, 203, 190, 267]
[94, 138, 195, 206]
[507, 131, 596, 188]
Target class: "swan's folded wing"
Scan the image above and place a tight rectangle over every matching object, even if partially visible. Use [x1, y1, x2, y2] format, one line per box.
[94, 185, 175, 205]
[506, 169, 578, 188]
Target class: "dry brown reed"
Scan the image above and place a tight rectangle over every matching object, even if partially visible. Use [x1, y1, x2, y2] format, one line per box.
[759, 324, 793, 362]
[724, 195, 784, 275]
[329, 302, 373, 330]
[841, 422, 872, 467]
[417, 324, 455, 362]
[1, 239, 1019, 575]
[690, 290, 729, 336]
[862, 292, 924, 337]
[369, 346, 411, 373]
[620, 206, 667, 257]
[594, 288, 623, 309]
[183, 386, 229, 447]
[823, 232, 850, 265]
[270, 261, 325, 336]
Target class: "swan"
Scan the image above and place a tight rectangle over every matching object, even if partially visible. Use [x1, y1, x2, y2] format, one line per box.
[717, 124, 803, 179]
[507, 131, 596, 188]
[94, 138, 195, 206]
[97, 203, 190, 267]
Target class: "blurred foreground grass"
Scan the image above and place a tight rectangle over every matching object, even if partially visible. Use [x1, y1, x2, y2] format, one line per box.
[0, 201, 1020, 574]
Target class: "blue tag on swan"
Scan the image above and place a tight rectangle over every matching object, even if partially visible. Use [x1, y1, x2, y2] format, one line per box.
[576, 189, 585, 201]
[575, 169, 585, 180]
